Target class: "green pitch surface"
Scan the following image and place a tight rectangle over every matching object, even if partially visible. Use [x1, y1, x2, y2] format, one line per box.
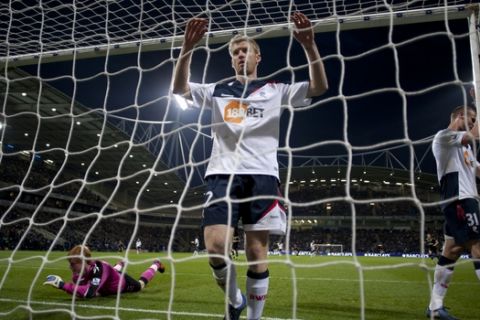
[0, 251, 477, 319]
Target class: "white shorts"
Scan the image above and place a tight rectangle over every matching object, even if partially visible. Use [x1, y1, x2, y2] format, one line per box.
[243, 201, 287, 235]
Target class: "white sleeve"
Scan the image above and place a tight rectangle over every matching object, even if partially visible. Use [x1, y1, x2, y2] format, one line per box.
[189, 82, 215, 109]
[279, 81, 312, 107]
[433, 129, 463, 147]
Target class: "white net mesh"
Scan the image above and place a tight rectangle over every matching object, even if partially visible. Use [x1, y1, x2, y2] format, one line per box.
[1, 0, 479, 319]
[0, 0, 470, 64]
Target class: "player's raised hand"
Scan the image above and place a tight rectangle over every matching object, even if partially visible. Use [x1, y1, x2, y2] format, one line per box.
[43, 275, 64, 289]
[291, 12, 314, 48]
[183, 18, 208, 50]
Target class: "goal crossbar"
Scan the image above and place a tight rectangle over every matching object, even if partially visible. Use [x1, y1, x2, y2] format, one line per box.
[316, 244, 344, 253]
[0, 4, 470, 68]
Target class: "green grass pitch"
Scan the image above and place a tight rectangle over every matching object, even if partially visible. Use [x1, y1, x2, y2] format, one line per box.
[0, 251, 477, 319]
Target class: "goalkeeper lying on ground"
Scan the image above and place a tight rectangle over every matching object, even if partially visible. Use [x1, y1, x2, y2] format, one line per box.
[43, 245, 165, 298]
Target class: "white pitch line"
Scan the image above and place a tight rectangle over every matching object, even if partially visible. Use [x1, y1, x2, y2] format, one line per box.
[1, 265, 477, 285]
[0, 298, 301, 320]
[272, 276, 476, 285]
[174, 273, 476, 285]
[0, 265, 64, 270]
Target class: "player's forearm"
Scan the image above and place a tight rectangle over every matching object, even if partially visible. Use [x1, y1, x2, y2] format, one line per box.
[461, 127, 479, 145]
[172, 45, 194, 98]
[62, 282, 92, 298]
[303, 43, 328, 98]
[469, 122, 480, 140]
[460, 119, 480, 145]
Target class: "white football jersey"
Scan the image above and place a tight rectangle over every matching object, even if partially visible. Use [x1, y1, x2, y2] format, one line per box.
[189, 80, 311, 179]
[432, 128, 479, 202]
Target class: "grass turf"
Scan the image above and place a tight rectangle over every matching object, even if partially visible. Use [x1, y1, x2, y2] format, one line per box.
[0, 251, 477, 319]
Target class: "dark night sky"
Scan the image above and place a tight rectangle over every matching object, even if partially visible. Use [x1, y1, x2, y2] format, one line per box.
[22, 16, 475, 174]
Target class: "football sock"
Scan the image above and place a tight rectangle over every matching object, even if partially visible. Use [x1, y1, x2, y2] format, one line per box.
[473, 260, 480, 280]
[139, 262, 159, 283]
[246, 269, 269, 320]
[113, 261, 123, 272]
[211, 262, 243, 308]
[429, 256, 455, 310]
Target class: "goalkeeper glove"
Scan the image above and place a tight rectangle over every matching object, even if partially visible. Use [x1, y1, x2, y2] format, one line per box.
[43, 275, 64, 289]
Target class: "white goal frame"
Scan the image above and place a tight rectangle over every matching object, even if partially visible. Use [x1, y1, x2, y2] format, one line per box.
[316, 243, 344, 254]
[0, 4, 472, 68]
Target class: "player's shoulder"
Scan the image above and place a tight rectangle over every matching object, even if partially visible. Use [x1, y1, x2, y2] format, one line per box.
[189, 82, 216, 93]
[87, 260, 104, 276]
[214, 79, 296, 98]
[434, 128, 452, 136]
[433, 128, 461, 143]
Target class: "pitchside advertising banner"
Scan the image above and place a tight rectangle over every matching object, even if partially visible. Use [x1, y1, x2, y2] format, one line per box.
[269, 251, 471, 259]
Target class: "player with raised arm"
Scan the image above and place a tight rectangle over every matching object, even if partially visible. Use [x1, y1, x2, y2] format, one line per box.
[172, 11, 328, 320]
[427, 105, 480, 320]
[43, 245, 165, 298]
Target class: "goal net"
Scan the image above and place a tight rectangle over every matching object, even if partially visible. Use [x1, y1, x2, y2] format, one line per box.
[317, 244, 344, 255]
[1, 0, 479, 319]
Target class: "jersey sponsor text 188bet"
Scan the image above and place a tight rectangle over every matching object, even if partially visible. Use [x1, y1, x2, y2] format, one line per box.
[189, 80, 311, 179]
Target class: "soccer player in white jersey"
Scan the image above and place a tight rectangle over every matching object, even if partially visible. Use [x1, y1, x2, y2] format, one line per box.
[427, 105, 480, 320]
[135, 238, 142, 254]
[192, 236, 200, 256]
[173, 12, 328, 320]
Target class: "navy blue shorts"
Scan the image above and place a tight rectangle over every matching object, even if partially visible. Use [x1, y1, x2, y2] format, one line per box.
[202, 175, 286, 234]
[444, 198, 480, 245]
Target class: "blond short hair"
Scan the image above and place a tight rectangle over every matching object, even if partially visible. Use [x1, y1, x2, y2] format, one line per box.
[68, 245, 92, 263]
[228, 35, 261, 56]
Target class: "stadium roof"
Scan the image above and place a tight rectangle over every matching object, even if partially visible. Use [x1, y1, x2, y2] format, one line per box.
[0, 67, 203, 212]
[1, 67, 441, 221]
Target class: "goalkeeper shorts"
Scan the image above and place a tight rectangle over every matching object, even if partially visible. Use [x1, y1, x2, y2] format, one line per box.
[202, 174, 286, 235]
[122, 273, 142, 293]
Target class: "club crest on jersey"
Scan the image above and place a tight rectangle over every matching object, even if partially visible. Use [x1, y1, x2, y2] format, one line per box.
[224, 100, 264, 123]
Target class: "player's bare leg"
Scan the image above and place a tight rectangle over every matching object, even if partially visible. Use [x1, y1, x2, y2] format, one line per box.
[204, 224, 245, 320]
[427, 237, 461, 320]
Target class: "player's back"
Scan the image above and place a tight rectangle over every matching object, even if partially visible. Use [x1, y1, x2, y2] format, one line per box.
[96, 260, 124, 295]
[73, 260, 124, 296]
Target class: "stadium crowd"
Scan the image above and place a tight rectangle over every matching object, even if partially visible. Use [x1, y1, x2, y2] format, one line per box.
[1, 210, 441, 255]
[1, 155, 443, 255]
[282, 227, 443, 255]
[287, 183, 442, 217]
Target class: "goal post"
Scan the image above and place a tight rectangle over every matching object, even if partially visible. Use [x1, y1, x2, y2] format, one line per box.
[316, 243, 344, 255]
[468, 5, 480, 108]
